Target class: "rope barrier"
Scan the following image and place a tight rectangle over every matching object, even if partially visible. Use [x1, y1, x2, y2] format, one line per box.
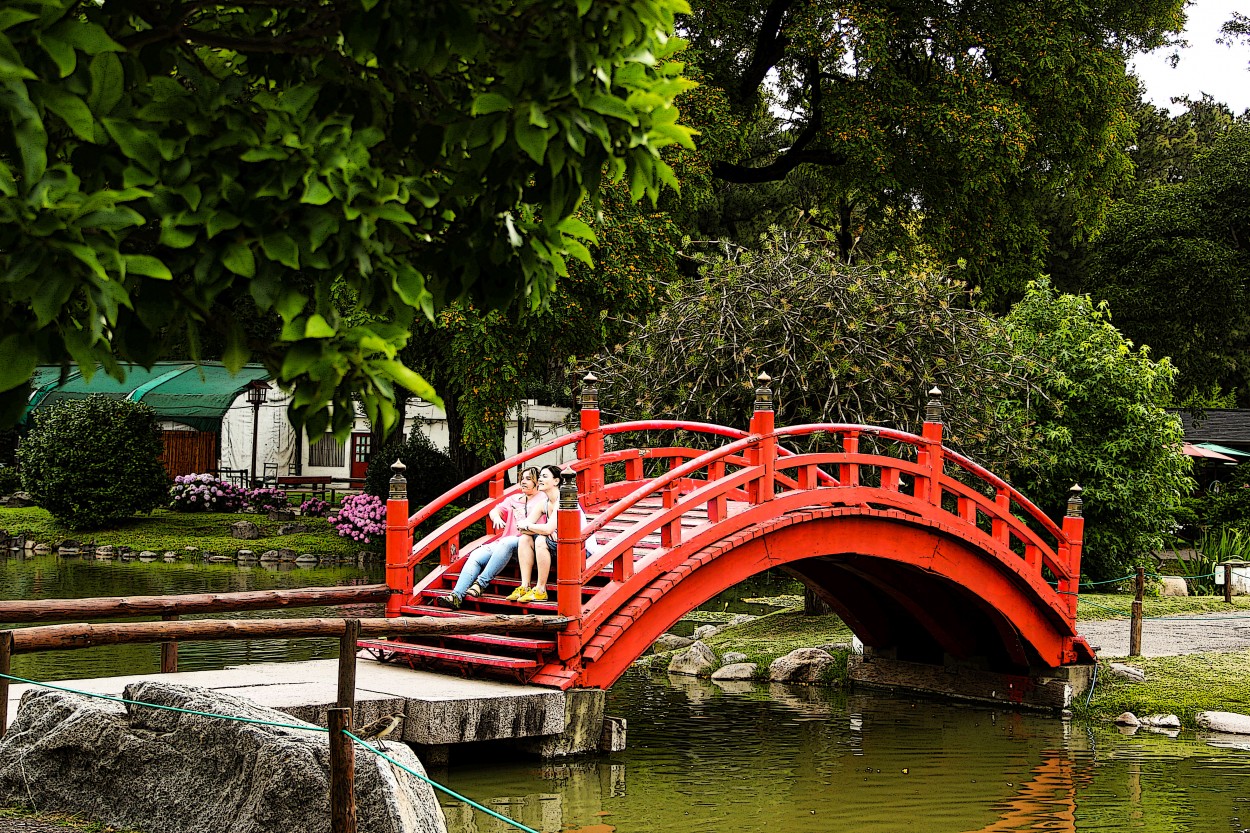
[0, 672, 537, 833]
[347, 732, 542, 833]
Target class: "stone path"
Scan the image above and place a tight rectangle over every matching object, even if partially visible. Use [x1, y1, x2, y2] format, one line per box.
[1077, 611, 1250, 657]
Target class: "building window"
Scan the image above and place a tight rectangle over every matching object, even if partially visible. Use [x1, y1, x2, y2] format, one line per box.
[309, 433, 345, 467]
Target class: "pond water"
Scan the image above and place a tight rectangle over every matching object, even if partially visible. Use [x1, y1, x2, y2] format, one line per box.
[3, 555, 1249, 833]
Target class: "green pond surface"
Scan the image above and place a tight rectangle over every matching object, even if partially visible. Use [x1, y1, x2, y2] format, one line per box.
[3, 554, 1249, 832]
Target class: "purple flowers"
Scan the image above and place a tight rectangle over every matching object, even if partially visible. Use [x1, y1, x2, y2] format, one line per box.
[169, 474, 246, 513]
[300, 497, 331, 518]
[329, 494, 386, 544]
[245, 487, 290, 513]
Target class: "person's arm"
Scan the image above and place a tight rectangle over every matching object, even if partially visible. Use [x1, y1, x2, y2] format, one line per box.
[517, 495, 551, 535]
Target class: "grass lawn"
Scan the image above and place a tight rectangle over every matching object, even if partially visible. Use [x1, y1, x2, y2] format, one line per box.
[0, 807, 140, 832]
[1074, 593, 1250, 620]
[0, 506, 371, 559]
[1076, 650, 1250, 727]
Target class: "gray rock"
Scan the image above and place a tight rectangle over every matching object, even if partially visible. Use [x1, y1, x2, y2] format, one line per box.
[769, 648, 836, 684]
[237, 550, 256, 559]
[721, 652, 749, 665]
[1142, 713, 1181, 728]
[6, 492, 35, 508]
[710, 663, 757, 681]
[652, 633, 693, 653]
[295, 554, 319, 564]
[1159, 576, 1189, 597]
[259, 550, 281, 562]
[1108, 662, 1147, 682]
[1197, 711, 1250, 735]
[278, 548, 299, 562]
[1113, 712, 1141, 727]
[268, 509, 297, 522]
[33, 544, 51, 554]
[727, 614, 756, 627]
[279, 523, 311, 536]
[667, 641, 717, 677]
[231, 521, 261, 540]
[692, 624, 720, 641]
[0, 683, 446, 833]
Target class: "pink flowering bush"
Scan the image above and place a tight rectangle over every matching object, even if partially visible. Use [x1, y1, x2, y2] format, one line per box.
[169, 474, 246, 512]
[244, 487, 289, 513]
[330, 493, 386, 545]
[300, 497, 331, 518]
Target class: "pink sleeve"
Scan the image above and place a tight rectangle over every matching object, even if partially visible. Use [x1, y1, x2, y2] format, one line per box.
[498, 494, 526, 537]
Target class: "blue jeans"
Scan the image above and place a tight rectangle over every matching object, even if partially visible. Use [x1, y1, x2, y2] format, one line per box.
[452, 536, 520, 599]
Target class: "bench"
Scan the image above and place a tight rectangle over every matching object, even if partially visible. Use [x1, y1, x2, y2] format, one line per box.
[276, 475, 332, 501]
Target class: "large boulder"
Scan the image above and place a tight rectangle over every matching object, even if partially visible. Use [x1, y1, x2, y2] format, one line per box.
[651, 633, 693, 654]
[768, 648, 837, 684]
[710, 663, 757, 681]
[0, 682, 446, 833]
[668, 641, 717, 677]
[1159, 576, 1189, 597]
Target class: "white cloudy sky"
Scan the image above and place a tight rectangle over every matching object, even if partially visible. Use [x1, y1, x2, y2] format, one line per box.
[1130, 0, 1250, 114]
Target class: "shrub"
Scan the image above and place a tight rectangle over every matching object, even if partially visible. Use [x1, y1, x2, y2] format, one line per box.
[299, 497, 331, 518]
[170, 474, 247, 512]
[330, 493, 386, 546]
[244, 487, 289, 513]
[0, 465, 20, 496]
[365, 427, 461, 507]
[18, 395, 169, 529]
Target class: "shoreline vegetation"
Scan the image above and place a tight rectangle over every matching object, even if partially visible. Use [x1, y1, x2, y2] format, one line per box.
[657, 596, 1250, 729]
[0, 506, 374, 561]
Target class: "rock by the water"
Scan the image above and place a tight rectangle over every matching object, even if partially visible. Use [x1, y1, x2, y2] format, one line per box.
[668, 641, 717, 677]
[259, 549, 281, 561]
[652, 634, 693, 653]
[692, 624, 720, 641]
[1108, 663, 1147, 682]
[6, 492, 36, 508]
[1141, 714, 1181, 728]
[1113, 712, 1140, 727]
[768, 648, 836, 684]
[721, 652, 748, 665]
[727, 614, 755, 627]
[1197, 711, 1250, 735]
[710, 663, 757, 681]
[0, 682, 446, 833]
[231, 521, 261, 540]
[1159, 576, 1189, 597]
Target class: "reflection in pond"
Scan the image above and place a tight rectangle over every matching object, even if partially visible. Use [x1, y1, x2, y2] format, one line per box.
[441, 672, 1250, 833]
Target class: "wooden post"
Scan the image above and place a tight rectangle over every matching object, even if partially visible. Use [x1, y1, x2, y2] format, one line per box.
[1225, 562, 1235, 605]
[328, 707, 357, 833]
[0, 631, 12, 737]
[385, 460, 410, 617]
[338, 619, 360, 710]
[1129, 566, 1145, 657]
[159, 613, 178, 673]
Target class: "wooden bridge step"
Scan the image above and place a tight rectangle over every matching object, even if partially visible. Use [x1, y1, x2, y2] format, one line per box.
[356, 638, 539, 669]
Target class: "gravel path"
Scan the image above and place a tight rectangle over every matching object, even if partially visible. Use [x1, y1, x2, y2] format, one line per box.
[1078, 611, 1250, 657]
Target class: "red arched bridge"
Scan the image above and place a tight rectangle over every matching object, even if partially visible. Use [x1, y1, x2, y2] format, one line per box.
[363, 375, 1094, 690]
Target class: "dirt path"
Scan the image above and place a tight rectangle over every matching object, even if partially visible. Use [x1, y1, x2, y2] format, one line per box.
[1078, 611, 1250, 657]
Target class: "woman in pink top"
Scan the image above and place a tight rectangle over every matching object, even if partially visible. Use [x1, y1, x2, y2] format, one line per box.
[509, 465, 605, 603]
[442, 467, 538, 609]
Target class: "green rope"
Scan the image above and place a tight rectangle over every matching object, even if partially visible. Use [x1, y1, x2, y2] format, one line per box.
[0, 671, 326, 733]
[347, 732, 542, 833]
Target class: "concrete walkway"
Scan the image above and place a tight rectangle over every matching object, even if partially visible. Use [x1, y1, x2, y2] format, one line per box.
[1078, 611, 1250, 657]
[6, 654, 565, 749]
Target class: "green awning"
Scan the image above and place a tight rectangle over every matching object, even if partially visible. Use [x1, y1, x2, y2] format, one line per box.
[25, 362, 272, 432]
[1195, 442, 1250, 459]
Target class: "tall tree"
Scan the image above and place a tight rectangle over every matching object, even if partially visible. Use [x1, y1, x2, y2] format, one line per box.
[679, 0, 1186, 304]
[0, 0, 696, 434]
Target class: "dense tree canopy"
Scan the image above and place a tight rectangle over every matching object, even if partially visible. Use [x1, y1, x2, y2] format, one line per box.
[0, 0, 695, 435]
[679, 0, 1186, 303]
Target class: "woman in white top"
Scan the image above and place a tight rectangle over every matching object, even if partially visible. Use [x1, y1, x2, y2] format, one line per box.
[508, 465, 604, 603]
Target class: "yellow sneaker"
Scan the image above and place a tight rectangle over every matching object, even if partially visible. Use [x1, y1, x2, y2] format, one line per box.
[519, 587, 548, 603]
[506, 586, 530, 602]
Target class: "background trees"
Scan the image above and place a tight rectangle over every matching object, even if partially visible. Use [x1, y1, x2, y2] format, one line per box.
[0, 0, 695, 435]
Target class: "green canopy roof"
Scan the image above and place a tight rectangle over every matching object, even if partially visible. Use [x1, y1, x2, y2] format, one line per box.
[1195, 442, 1250, 459]
[25, 362, 272, 432]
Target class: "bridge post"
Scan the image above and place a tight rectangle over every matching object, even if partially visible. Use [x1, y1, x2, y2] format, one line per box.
[919, 386, 944, 505]
[1060, 485, 1085, 621]
[748, 372, 776, 504]
[384, 460, 411, 618]
[556, 472, 585, 663]
[577, 373, 605, 505]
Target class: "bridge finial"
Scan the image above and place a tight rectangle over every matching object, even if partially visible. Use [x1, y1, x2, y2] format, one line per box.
[559, 470, 579, 510]
[388, 459, 407, 501]
[1066, 483, 1083, 517]
[925, 386, 943, 423]
[580, 371, 599, 411]
[754, 372, 773, 413]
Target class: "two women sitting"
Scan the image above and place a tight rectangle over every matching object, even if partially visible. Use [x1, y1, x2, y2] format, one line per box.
[443, 464, 604, 607]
